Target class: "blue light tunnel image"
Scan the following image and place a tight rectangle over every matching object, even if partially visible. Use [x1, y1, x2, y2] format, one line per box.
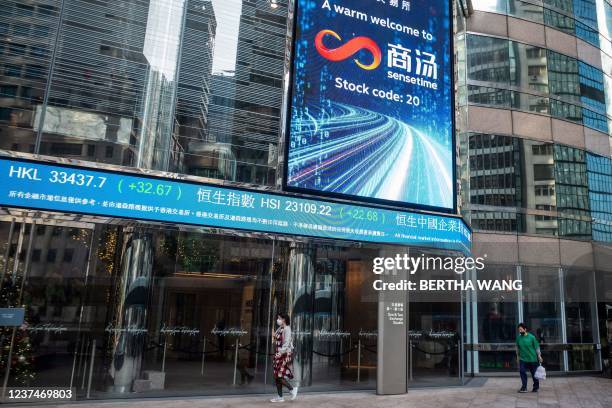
[287, 102, 453, 209]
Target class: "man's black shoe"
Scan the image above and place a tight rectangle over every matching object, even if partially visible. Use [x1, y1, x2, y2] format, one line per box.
[518, 388, 528, 393]
[532, 389, 539, 393]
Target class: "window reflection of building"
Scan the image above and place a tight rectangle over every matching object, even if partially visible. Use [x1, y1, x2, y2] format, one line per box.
[467, 35, 510, 85]
[464, 132, 612, 241]
[522, 140, 557, 236]
[465, 34, 608, 134]
[554, 145, 591, 239]
[587, 154, 612, 242]
[468, 133, 521, 232]
[184, 1, 288, 185]
[0, 0, 217, 173]
[462, 0, 612, 378]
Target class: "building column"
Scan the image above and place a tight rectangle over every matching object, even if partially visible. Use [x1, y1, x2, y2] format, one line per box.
[108, 229, 154, 393]
[284, 242, 315, 387]
[377, 248, 408, 395]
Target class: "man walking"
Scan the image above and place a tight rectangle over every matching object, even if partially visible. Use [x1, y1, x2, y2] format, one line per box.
[516, 323, 543, 393]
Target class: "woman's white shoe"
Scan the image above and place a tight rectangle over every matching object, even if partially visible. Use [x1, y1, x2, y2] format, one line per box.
[270, 396, 285, 403]
[290, 386, 298, 400]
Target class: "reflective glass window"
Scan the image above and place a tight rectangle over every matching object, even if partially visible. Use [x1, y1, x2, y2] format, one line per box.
[471, 0, 509, 13]
[508, 0, 544, 23]
[554, 145, 592, 239]
[547, 50, 580, 102]
[0, 1, 60, 157]
[522, 265, 564, 370]
[578, 62, 606, 114]
[468, 85, 512, 107]
[544, 8, 576, 35]
[510, 42, 549, 93]
[467, 35, 511, 85]
[586, 153, 612, 242]
[2, 0, 289, 186]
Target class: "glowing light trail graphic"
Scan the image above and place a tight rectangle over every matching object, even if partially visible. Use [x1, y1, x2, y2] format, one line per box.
[288, 102, 452, 209]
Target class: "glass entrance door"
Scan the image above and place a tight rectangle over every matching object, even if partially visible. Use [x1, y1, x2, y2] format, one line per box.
[407, 250, 464, 387]
[0, 216, 94, 396]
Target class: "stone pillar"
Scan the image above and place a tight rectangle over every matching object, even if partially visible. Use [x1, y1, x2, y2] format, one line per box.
[108, 230, 154, 393]
[377, 248, 408, 395]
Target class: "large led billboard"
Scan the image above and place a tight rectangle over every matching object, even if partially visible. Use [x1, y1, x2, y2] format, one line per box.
[286, 0, 454, 212]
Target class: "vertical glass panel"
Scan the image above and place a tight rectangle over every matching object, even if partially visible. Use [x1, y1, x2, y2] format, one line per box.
[564, 269, 595, 344]
[510, 42, 548, 93]
[544, 8, 576, 35]
[312, 244, 378, 389]
[27, 0, 287, 184]
[467, 133, 520, 208]
[467, 85, 512, 107]
[80, 228, 276, 398]
[0, 1, 60, 154]
[185, 0, 287, 185]
[467, 35, 511, 85]
[0, 221, 92, 390]
[573, 0, 598, 29]
[477, 265, 519, 343]
[578, 62, 607, 114]
[596, 269, 612, 374]
[521, 140, 557, 235]
[508, 0, 544, 23]
[511, 91, 550, 114]
[565, 268, 597, 371]
[522, 266, 563, 344]
[547, 50, 580, 103]
[550, 99, 583, 123]
[543, 0, 574, 13]
[586, 153, 612, 242]
[408, 250, 462, 386]
[147, 232, 274, 394]
[554, 145, 591, 239]
[471, 0, 509, 13]
[575, 20, 600, 46]
[578, 61, 608, 132]
[581, 108, 608, 132]
[522, 265, 564, 371]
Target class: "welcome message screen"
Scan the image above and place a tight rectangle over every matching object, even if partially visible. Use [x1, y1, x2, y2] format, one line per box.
[286, 0, 454, 211]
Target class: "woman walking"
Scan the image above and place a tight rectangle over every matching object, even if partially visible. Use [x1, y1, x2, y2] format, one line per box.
[270, 312, 298, 402]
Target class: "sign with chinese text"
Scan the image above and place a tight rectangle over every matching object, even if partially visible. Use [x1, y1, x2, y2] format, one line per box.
[286, 0, 454, 212]
[0, 156, 470, 254]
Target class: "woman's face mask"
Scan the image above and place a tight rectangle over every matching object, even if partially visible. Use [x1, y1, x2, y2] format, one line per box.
[276, 318, 283, 326]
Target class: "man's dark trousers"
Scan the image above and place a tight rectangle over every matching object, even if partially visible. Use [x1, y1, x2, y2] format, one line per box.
[519, 360, 539, 390]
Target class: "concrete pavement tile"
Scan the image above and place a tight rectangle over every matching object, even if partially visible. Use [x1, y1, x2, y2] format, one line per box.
[39, 377, 612, 408]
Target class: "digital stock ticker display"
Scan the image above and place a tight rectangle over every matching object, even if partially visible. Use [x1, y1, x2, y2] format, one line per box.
[0, 156, 471, 254]
[286, 0, 454, 212]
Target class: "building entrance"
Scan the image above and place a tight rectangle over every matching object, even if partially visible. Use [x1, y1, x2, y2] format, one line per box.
[0, 210, 469, 401]
[0, 215, 95, 397]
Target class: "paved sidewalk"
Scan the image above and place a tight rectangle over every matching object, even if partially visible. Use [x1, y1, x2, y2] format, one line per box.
[44, 376, 612, 408]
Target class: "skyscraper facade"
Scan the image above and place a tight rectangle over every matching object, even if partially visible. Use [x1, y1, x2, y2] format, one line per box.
[0, 0, 609, 402]
[457, 0, 612, 375]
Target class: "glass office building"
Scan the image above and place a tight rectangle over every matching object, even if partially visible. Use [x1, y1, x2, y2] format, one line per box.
[457, 0, 612, 376]
[0, 0, 610, 402]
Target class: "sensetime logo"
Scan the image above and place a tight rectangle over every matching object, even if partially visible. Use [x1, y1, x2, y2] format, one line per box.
[314, 29, 381, 70]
